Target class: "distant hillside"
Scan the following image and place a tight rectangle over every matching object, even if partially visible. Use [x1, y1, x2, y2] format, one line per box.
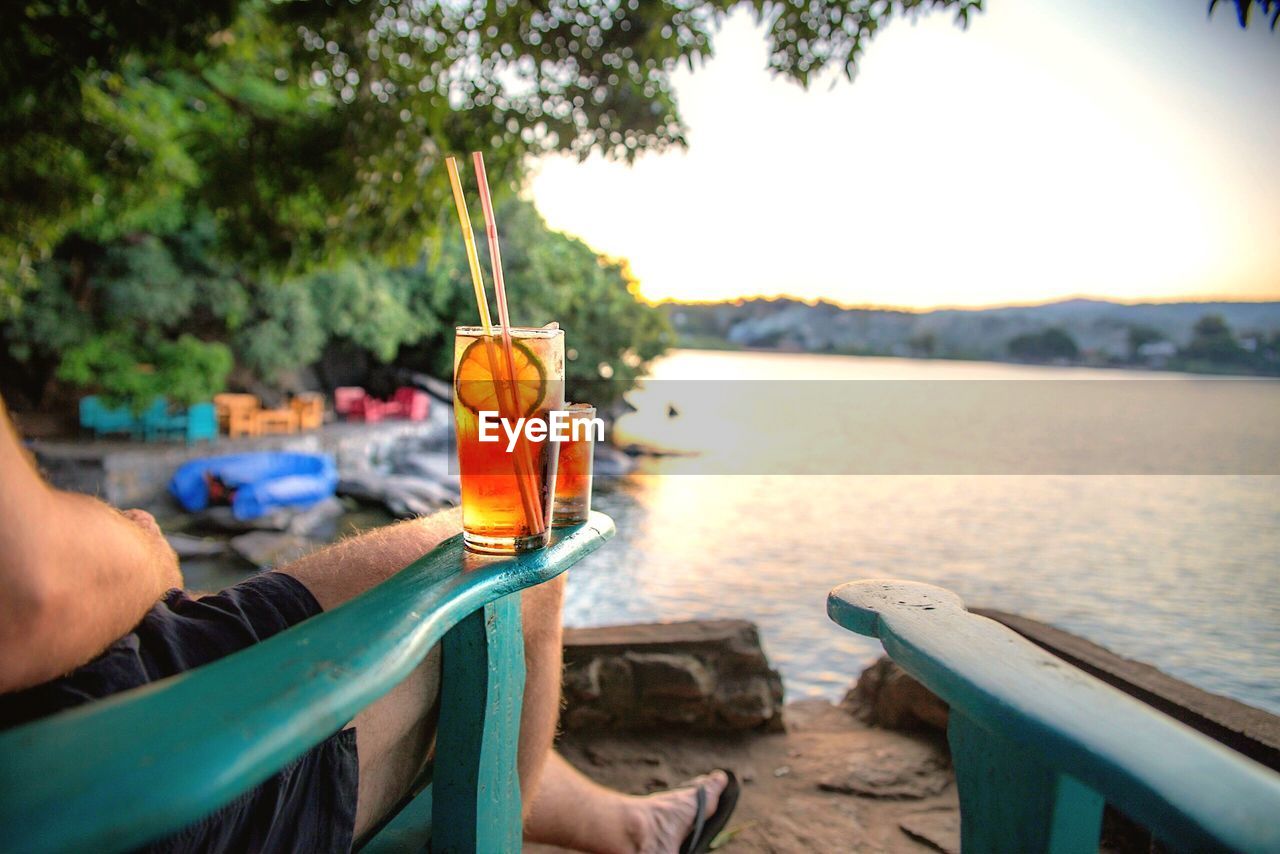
[663, 297, 1280, 366]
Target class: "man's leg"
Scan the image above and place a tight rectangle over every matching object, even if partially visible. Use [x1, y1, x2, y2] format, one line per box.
[517, 569, 568, 815]
[277, 509, 462, 614]
[524, 753, 728, 854]
[515, 562, 731, 853]
[276, 510, 458, 838]
[274, 509, 571, 837]
[276, 508, 726, 848]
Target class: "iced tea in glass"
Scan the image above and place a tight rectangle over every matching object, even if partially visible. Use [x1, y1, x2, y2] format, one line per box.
[552, 403, 596, 527]
[454, 326, 565, 553]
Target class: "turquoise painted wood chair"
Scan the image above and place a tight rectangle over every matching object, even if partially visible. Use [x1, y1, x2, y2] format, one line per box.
[0, 513, 615, 853]
[827, 580, 1280, 854]
[140, 397, 184, 442]
[184, 401, 218, 444]
[79, 395, 142, 439]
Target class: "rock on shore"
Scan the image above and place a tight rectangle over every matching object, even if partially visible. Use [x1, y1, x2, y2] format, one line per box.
[843, 657, 950, 732]
[562, 620, 786, 734]
[547, 623, 959, 853]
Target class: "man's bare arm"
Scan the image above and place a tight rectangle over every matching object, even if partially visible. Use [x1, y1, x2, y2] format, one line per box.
[0, 398, 182, 692]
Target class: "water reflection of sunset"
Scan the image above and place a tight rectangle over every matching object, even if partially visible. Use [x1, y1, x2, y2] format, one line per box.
[611, 351, 1280, 475]
[567, 349, 1280, 710]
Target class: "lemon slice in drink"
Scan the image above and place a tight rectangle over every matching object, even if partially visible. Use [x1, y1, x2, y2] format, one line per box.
[455, 338, 546, 416]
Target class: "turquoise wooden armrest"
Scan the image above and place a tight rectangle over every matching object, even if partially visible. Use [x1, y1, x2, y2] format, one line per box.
[827, 580, 1280, 854]
[0, 512, 615, 854]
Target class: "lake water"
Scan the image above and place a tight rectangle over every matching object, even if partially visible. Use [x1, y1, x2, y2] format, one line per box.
[565, 350, 1280, 714]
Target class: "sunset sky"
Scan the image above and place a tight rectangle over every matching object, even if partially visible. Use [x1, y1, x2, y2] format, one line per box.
[528, 0, 1280, 308]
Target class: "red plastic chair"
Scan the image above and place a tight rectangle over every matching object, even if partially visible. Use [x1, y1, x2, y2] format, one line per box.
[334, 387, 367, 417]
[348, 395, 386, 423]
[393, 387, 430, 421]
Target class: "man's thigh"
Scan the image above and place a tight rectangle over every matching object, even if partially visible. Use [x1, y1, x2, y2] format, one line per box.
[349, 645, 442, 839]
[0, 572, 361, 852]
[274, 511, 463, 837]
[278, 509, 461, 612]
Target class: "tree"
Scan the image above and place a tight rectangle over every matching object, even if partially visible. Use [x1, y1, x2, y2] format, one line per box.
[4, 0, 1270, 307]
[1127, 325, 1166, 360]
[909, 332, 937, 357]
[1182, 314, 1244, 364]
[8, 0, 1265, 406]
[2, 0, 994, 412]
[0, 200, 668, 411]
[392, 200, 672, 407]
[57, 333, 233, 412]
[1209, 0, 1280, 28]
[0, 0, 988, 306]
[0, 223, 248, 408]
[1007, 327, 1079, 362]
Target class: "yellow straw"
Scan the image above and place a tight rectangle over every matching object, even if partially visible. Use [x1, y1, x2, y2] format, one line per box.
[443, 154, 543, 533]
[445, 157, 492, 332]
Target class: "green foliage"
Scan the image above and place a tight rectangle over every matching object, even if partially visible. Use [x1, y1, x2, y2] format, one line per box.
[164, 335, 235, 405]
[2, 200, 669, 411]
[1, 0, 986, 305]
[57, 333, 232, 411]
[909, 332, 938, 357]
[55, 334, 153, 411]
[1208, 0, 1280, 28]
[230, 279, 326, 384]
[379, 200, 674, 407]
[1007, 327, 1080, 362]
[1182, 314, 1245, 363]
[1127, 324, 1166, 358]
[5, 0, 1014, 406]
[488, 201, 673, 400]
[308, 264, 440, 364]
[0, 1, 240, 299]
[1169, 315, 1280, 374]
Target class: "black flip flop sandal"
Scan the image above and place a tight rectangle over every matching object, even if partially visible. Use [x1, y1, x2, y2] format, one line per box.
[679, 769, 740, 854]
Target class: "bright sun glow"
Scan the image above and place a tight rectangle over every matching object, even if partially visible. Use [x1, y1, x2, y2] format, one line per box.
[529, 0, 1280, 308]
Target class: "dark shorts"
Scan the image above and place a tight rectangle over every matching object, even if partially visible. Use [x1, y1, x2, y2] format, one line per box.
[0, 572, 358, 853]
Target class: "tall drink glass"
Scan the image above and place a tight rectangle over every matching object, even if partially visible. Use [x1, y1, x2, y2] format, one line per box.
[552, 403, 596, 527]
[453, 326, 564, 553]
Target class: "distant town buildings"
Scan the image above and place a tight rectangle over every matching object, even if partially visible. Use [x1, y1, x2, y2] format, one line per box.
[1136, 340, 1177, 367]
[667, 298, 1280, 374]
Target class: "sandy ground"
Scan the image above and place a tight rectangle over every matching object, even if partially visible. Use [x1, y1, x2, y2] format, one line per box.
[528, 699, 959, 853]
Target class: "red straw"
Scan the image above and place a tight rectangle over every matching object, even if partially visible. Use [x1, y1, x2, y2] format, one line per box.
[472, 154, 517, 364]
[472, 152, 545, 532]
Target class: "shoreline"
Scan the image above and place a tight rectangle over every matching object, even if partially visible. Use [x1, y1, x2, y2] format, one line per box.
[669, 343, 1280, 380]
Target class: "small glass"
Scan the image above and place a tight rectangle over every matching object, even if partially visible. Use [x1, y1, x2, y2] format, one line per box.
[453, 326, 565, 553]
[552, 403, 597, 527]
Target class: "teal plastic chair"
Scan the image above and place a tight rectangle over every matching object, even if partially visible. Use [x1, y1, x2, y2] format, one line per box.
[827, 580, 1280, 853]
[79, 396, 140, 438]
[184, 401, 218, 444]
[0, 513, 616, 853]
[77, 395, 98, 433]
[140, 397, 185, 442]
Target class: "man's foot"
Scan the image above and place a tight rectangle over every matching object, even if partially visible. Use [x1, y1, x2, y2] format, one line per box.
[623, 770, 729, 854]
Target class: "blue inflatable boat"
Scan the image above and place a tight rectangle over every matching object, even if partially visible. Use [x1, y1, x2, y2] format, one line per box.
[170, 452, 339, 520]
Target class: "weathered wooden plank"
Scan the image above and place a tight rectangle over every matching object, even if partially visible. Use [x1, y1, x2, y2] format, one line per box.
[563, 619, 762, 649]
[433, 596, 526, 852]
[828, 580, 1280, 854]
[974, 607, 1280, 772]
[0, 512, 615, 854]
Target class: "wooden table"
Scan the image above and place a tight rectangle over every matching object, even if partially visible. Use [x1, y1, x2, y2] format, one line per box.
[254, 408, 300, 435]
